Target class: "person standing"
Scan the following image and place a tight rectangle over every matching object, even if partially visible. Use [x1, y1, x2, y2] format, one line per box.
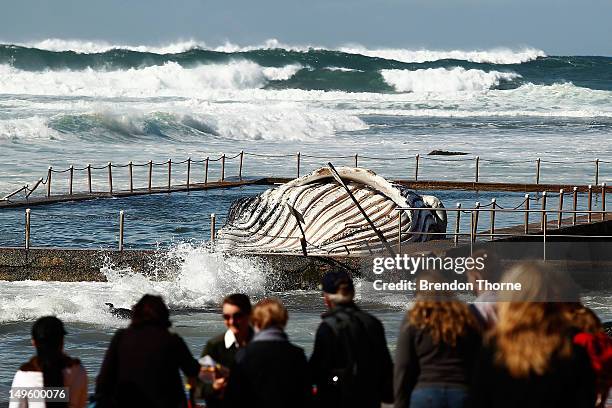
[95, 294, 200, 408]
[471, 263, 597, 408]
[9, 316, 88, 408]
[394, 270, 482, 408]
[197, 293, 254, 407]
[466, 249, 502, 330]
[309, 270, 393, 408]
[224, 298, 309, 408]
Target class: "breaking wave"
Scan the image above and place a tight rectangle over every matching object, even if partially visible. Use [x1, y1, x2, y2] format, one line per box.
[381, 67, 521, 92]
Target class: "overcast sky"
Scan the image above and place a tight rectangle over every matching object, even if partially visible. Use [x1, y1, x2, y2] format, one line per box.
[1, 0, 611, 56]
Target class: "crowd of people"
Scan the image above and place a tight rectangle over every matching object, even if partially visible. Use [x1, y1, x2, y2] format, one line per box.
[8, 257, 612, 408]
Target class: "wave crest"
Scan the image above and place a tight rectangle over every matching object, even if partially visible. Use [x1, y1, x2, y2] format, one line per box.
[0, 61, 303, 96]
[11, 38, 546, 64]
[381, 67, 521, 93]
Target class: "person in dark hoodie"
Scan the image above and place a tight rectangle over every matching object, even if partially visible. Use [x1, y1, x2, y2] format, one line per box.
[224, 297, 309, 408]
[95, 294, 200, 408]
[309, 270, 393, 408]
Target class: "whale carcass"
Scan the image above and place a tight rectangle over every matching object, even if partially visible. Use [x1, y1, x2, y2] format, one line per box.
[216, 167, 446, 255]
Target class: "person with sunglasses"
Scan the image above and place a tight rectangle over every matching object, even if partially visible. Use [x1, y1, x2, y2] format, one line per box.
[198, 293, 254, 408]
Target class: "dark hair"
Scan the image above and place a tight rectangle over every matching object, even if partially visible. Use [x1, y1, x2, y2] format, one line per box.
[222, 293, 252, 315]
[468, 249, 502, 282]
[32, 316, 66, 389]
[131, 295, 171, 328]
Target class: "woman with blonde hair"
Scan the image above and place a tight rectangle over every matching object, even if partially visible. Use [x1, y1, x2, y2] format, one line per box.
[394, 270, 482, 408]
[472, 262, 597, 408]
[224, 297, 309, 408]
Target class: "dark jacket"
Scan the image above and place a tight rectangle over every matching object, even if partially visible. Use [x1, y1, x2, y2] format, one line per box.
[197, 329, 253, 407]
[309, 303, 394, 408]
[224, 327, 310, 408]
[394, 316, 482, 408]
[471, 339, 596, 408]
[95, 324, 200, 408]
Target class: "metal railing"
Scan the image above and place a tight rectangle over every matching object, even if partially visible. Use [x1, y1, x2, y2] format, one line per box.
[395, 204, 611, 260]
[3, 152, 611, 202]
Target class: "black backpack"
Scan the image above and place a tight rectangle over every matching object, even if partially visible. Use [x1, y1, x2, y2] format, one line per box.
[322, 308, 388, 407]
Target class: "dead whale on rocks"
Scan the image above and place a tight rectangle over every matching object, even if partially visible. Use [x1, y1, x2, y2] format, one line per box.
[216, 166, 446, 255]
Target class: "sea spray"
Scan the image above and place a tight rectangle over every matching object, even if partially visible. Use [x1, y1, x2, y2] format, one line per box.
[0, 244, 267, 325]
[381, 67, 521, 93]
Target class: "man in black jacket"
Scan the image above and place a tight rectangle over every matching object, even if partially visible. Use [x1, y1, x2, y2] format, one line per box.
[198, 293, 254, 408]
[309, 270, 394, 408]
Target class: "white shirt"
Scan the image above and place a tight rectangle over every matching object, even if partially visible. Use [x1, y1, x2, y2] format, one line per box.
[224, 329, 238, 349]
[9, 364, 88, 408]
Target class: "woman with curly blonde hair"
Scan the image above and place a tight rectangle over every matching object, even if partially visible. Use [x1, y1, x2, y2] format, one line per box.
[471, 262, 597, 408]
[394, 270, 482, 408]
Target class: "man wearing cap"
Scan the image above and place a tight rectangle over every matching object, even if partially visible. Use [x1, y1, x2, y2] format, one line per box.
[309, 270, 393, 408]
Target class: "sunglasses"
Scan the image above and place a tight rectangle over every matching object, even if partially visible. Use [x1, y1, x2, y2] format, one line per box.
[222, 312, 245, 321]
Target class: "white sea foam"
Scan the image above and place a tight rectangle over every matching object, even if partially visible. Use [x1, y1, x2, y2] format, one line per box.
[339, 45, 546, 64]
[324, 67, 363, 72]
[0, 245, 266, 325]
[0, 104, 368, 143]
[262, 64, 303, 81]
[0, 61, 303, 97]
[381, 67, 521, 93]
[0, 116, 64, 142]
[11, 38, 546, 64]
[19, 39, 203, 54]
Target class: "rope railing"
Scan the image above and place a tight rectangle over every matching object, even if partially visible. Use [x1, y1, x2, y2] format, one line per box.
[3, 151, 611, 202]
[8, 191, 610, 252]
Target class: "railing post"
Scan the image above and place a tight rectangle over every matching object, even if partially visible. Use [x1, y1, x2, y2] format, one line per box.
[536, 158, 541, 184]
[415, 154, 420, 181]
[454, 203, 461, 245]
[588, 184, 593, 223]
[489, 198, 496, 240]
[167, 159, 172, 191]
[128, 161, 133, 192]
[205, 157, 209, 185]
[221, 154, 226, 182]
[87, 164, 92, 194]
[210, 213, 216, 242]
[119, 210, 124, 251]
[26, 178, 43, 199]
[47, 166, 52, 197]
[108, 162, 113, 194]
[557, 189, 564, 229]
[595, 158, 600, 186]
[354, 153, 358, 168]
[540, 191, 547, 231]
[472, 202, 480, 242]
[397, 209, 402, 254]
[475, 156, 480, 183]
[543, 212, 547, 261]
[297, 152, 301, 178]
[186, 157, 191, 191]
[148, 160, 153, 191]
[239, 151, 244, 180]
[572, 187, 578, 225]
[25, 208, 31, 250]
[69, 165, 74, 195]
[524, 194, 530, 234]
[602, 183, 606, 221]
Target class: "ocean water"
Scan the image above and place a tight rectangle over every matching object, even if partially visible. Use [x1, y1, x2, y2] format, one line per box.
[1, 40, 612, 197]
[1, 40, 612, 404]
